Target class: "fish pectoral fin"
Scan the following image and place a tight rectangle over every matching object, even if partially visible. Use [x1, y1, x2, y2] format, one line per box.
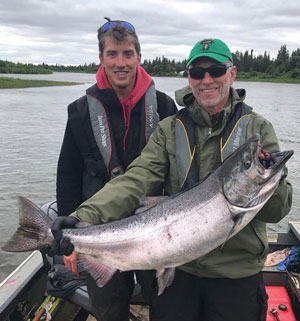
[220, 212, 245, 251]
[135, 196, 168, 215]
[77, 254, 117, 287]
[156, 267, 176, 296]
[75, 221, 91, 228]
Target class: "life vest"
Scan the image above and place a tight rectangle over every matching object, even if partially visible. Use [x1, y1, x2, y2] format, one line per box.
[175, 102, 253, 190]
[73, 83, 160, 179]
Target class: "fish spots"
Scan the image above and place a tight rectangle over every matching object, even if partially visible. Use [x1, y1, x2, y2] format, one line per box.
[165, 230, 173, 241]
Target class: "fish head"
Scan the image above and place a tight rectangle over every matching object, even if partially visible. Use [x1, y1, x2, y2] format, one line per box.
[220, 133, 293, 209]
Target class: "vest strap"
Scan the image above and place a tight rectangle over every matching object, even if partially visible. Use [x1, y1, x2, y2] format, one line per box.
[175, 109, 198, 190]
[68, 97, 108, 179]
[86, 94, 124, 179]
[144, 83, 159, 142]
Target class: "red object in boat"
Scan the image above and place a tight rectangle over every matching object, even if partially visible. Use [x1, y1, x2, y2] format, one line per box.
[266, 286, 296, 321]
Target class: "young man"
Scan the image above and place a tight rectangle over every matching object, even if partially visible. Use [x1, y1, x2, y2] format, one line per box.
[55, 18, 177, 321]
[51, 38, 292, 321]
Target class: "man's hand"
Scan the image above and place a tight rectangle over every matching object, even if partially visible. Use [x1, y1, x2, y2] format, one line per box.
[64, 251, 79, 275]
[46, 216, 79, 257]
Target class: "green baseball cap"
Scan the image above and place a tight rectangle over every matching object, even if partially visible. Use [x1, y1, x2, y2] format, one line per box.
[186, 38, 233, 68]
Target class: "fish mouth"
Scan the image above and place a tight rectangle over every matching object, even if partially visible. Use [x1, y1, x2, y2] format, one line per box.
[241, 146, 293, 208]
[221, 134, 293, 209]
[255, 144, 294, 184]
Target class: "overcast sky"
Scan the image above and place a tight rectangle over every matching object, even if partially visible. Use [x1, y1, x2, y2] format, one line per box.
[1, 0, 299, 65]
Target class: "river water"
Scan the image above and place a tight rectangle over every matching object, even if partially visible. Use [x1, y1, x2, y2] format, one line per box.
[0, 72, 299, 283]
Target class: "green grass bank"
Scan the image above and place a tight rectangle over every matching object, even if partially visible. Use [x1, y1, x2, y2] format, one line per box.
[0, 76, 83, 89]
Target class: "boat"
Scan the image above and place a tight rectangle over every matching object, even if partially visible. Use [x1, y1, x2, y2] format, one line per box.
[1, 203, 300, 321]
[263, 222, 300, 321]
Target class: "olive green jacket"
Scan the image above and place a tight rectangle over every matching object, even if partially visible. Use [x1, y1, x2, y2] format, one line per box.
[71, 87, 293, 279]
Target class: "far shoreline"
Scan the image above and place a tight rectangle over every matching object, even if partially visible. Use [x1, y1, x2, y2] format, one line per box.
[0, 76, 83, 89]
[152, 74, 300, 84]
[1, 73, 300, 89]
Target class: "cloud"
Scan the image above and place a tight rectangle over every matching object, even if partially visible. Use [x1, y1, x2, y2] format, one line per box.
[0, 0, 299, 64]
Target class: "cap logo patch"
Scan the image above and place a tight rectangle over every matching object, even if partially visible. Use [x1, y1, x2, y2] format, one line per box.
[200, 39, 213, 50]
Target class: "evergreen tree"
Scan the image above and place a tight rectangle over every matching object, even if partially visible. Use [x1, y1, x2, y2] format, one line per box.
[275, 45, 289, 72]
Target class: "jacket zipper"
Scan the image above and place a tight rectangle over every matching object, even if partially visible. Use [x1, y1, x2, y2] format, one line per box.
[123, 109, 131, 150]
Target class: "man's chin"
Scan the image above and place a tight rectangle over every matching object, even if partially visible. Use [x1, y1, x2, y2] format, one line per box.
[196, 98, 223, 112]
[199, 100, 217, 109]
[115, 83, 129, 89]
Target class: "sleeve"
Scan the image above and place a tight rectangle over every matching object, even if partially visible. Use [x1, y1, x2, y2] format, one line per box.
[248, 114, 293, 223]
[56, 120, 84, 216]
[70, 122, 170, 225]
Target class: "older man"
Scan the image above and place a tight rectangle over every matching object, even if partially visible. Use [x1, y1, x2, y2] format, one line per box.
[51, 38, 292, 321]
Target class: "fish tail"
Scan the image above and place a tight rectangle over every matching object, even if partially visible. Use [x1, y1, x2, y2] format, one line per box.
[2, 196, 53, 252]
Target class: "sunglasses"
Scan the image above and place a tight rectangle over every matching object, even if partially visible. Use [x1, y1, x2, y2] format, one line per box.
[189, 64, 232, 80]
[100, 20, 135, 33]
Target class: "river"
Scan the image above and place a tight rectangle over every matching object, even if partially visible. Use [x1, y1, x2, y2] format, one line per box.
[0, 72, 299, 283]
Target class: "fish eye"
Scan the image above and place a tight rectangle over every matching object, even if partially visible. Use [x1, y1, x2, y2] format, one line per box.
[244, 159, 252, 169]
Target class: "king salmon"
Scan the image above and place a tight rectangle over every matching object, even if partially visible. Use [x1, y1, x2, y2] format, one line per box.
[2, 134, 293, 294]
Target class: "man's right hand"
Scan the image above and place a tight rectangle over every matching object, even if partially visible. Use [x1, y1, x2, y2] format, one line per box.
[46, 216, 79, 257]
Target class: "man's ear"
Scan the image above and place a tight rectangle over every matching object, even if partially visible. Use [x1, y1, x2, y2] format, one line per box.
[99, 53, 103, 65]
[137, 52, 141, 64]
[229, 66, 237, 85]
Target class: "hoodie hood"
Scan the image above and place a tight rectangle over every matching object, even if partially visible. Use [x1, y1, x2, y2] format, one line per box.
[96, 65, 152, 115]
[175, 85, 193, 107]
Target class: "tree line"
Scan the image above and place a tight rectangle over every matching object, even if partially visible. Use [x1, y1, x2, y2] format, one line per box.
[0, 44, 299, 80]
[0, 60, 52, 74]
[232, 45, 300, 80]
[142, 45, 300, 79]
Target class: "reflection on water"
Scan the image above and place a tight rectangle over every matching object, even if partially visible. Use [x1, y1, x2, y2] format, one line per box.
[0, 72, 299, 282]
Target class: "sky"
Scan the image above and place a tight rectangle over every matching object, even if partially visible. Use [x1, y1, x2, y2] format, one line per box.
[0, 0, 299, 65]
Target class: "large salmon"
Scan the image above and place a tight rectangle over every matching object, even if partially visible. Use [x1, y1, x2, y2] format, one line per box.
[2, 134, 293, 294]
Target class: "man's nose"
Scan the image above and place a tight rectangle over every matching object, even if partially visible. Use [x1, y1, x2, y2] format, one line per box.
[201, 71, 214, 83]
[116, 54, 126, 67]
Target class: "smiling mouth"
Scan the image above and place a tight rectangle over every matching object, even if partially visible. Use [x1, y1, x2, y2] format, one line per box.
[115, 71, 127, 75]
[201, 88, 216, 93]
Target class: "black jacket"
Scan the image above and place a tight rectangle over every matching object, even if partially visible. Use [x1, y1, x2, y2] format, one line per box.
[56, 84, 177, 216]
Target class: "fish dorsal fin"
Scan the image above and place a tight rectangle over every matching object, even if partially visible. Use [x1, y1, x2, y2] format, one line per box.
[135, 196, 168, 215]
[220, 212, 245, 251]
[156, 267, 176, 295]
[77, 254, 117, 287]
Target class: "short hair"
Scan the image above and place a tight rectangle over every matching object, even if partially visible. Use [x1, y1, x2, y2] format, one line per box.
[97, 21, 141, 55]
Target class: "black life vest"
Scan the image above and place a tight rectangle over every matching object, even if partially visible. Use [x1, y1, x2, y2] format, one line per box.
[72, 83, 160, 180]
[175, 102, 253, 190]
